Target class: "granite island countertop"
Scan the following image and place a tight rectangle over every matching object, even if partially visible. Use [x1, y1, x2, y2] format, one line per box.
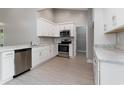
[94, 47, 124, 64]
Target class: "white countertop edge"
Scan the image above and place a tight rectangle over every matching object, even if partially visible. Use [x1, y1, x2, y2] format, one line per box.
[94, 47, 124, 65]
[0, 44, 53, 52]
[98, 59, 124, 65]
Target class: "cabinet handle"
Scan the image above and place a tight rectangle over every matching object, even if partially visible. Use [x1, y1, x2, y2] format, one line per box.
[5, 53, 13, 56]
[39, 52, 42, 56]
[112, 16, 117, 26]
[104, 24, 107, 31]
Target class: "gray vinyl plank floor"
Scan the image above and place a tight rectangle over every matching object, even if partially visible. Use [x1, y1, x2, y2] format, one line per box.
[5, 53, 94, 85]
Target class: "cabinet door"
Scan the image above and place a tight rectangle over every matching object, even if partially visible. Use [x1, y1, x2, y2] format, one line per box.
[64, 24, 70, 30]
[104, 9, 116, 32]
[64, 24, 74, 36]
[37, 47, 46, 64]
[46, 46, 51, 59]
[37, 19, 42, 36]
[52, 44, 58, 57]
[69, 24, 74, 37]
[59, 24, 65, 31]
[38, 19, 47, 36]
[41, 46, 50, 61]
[93, 54, 100, 85]
[103, 9, 109, 32]
[32, 47, 50, 68]
[100, 62, 124, 85]
[1, 51, 14, 80]
[106, 9, 113, 31]
[50, 45, 55, 58]
[116, 8, 124, 27]
[53, 24, 60, 37]
[54, 44, 58, 55]
[50, 23, 54, 36]
[103, 9, 119, 32]
[37, 19, 53, 36]
[43, 20, 49, 36]
[46, 22, 52, 36]
[32, 48, 40, 67]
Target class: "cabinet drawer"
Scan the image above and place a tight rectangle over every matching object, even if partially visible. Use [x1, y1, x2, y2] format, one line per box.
[0, 51, 14, 80]
[1, 51, 14, 58]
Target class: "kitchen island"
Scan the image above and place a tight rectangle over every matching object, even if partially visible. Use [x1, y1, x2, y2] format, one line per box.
[94, 46, 124, 85]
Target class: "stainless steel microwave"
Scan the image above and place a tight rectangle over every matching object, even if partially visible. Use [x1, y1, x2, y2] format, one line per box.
[60, 30, 70, 37]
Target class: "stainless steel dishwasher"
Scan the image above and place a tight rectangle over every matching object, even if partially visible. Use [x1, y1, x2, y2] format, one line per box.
[14, 48, 32, 77]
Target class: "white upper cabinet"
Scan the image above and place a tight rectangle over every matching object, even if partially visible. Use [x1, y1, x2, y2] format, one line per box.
[37, 18, 75, 37]
[103, 8, 124, 33]
[65, 24, 74, 37]
[103, 9, 117, 32]
[53, 24, 60, 37]
[37, 18, 56, 37]
[115, 9, 124, 27]
[59, 24, 65, 31]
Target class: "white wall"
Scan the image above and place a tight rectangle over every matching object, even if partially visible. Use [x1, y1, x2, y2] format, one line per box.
[39, 9, 54, 22]
[0, 8, 40, 45]
[94, 8, 116, 45]
[54, 9, 88, 26]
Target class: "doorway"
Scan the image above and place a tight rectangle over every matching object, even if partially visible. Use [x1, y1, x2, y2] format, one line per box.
[76, 26, 86, 54]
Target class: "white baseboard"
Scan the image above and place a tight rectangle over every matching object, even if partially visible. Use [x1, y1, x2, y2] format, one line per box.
[87, 59, 93, 63]
[0, 77, 13, 85]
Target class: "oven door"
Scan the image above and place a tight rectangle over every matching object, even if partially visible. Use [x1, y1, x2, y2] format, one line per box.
[58, 44, 69, 53]
[58, 44, 69, 58]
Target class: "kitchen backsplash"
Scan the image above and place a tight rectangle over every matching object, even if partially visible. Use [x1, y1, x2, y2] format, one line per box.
[94, 44, 116, 49]
[39, 37, 55, 44]
[95, 44, 124, 50]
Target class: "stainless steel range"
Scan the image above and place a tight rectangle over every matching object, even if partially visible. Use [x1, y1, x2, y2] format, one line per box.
[58, 39, 71, 58]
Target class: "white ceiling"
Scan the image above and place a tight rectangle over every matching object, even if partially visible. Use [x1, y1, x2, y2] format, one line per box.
[37, 8, 88, 12]
[61, 8, 88, 11]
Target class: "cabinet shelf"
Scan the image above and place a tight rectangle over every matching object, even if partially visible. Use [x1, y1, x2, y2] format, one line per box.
[105, 25, 124, 34]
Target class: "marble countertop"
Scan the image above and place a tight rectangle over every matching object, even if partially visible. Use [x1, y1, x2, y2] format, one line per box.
[0, 44, 51, 52]
[94, 47, 124, 64]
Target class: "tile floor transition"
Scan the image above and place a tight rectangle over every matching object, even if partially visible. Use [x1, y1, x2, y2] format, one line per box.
[5, 53, 94, 85]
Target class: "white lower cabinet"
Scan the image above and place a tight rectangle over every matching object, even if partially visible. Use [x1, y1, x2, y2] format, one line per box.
[0, 51, 14, 84]
[93, 54, 100, 85]
[94, 52, 124, 85]
[100, 62, 124, 85]
[32, 46, 48, 68]
[50, 44, 58, 58]
[32, 47, 41, 67]
[42, 46, 50, 61]
[32, 45, 58, 68]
